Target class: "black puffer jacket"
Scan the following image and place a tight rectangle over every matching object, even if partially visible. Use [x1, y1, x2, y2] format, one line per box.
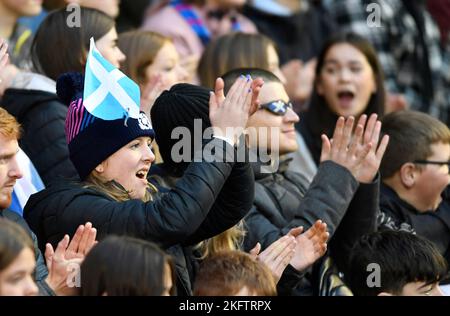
[150, 155, 254, 296]
[24, 138, 254, 255]
[1, 88, 78, 185]
[243, 158, 379, 295]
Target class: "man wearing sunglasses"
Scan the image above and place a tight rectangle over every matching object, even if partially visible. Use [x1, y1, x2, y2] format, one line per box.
[222, 68, 389, 295]
[379, 110, 450, 285]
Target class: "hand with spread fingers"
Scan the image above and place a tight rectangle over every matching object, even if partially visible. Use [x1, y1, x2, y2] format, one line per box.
[320, 116, 371, 178]
[45, 222, 97, 295]
[320, 115, 389, 183]
[349, 114, 390, 183]
[288, 220, 329, 271]
[249, 235, 297, 284]
[209, 75, 263, 145]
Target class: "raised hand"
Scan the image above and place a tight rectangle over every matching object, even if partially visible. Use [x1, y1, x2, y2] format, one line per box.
[249, 235, 297, 284]
[320, 116, 372, 179]
[64, 222, 97, 258]
[349, 114, 390, 183]
[209, 75, 256, 145]
[45, 222, 97, 295]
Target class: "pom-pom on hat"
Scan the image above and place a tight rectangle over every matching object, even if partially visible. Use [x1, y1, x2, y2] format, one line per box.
[57, 38, 154, 180]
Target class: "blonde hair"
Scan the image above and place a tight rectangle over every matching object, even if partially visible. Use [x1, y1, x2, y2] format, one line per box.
[195, 221, 246, 260]
[0, 107, 21, 139]
[84, 171, 158, 202]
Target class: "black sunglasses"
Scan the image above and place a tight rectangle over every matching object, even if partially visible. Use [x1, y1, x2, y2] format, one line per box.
[259, 100, 293, 116]
[413, 160, 450, 174]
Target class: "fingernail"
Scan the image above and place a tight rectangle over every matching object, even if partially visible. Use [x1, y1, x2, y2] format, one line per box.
[240, 74, 245, 79]
[246, 74, 251, 82]
[248, 88, 252, 93]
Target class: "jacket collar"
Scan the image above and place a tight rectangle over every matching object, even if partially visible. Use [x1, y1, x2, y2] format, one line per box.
[250, 149, 292, 180]
[380, 183, 422, 213]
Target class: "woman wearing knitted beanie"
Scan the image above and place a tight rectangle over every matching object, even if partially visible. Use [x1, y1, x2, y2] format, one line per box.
[23, 49, 261, 294]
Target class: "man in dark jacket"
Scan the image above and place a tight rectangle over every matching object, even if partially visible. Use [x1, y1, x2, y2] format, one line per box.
[221, 68, 389, 295]
[379, 110, 450, 279]
[150, 68, 388, 295]
[150, 82, 328, 295]
[0, 107, 96, 295]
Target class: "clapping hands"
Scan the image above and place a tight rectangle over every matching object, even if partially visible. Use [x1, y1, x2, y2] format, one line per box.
[45, 222, 97, 295]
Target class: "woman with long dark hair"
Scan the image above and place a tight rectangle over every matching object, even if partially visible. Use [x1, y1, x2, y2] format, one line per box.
[297, 32, 385, 181]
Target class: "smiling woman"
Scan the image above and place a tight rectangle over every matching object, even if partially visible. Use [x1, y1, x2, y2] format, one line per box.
[86, 136, 156, 201]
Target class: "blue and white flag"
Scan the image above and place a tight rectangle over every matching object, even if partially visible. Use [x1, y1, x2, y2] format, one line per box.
[83, 37, 140, 120]
[10, 149, 45, 216]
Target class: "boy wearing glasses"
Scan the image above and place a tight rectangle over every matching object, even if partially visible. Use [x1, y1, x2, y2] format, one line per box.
[379, 110, 450, 280]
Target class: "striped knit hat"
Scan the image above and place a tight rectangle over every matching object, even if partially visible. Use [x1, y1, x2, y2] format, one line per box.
[57, 72, 154, 180]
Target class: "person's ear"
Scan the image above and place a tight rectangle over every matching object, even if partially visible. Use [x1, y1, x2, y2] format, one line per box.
[399, 162, 417, 188]
[95, 162, 105, 174]
[377, 292, 393, 296]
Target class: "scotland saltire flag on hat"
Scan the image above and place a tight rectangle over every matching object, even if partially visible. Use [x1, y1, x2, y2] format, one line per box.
[83, 37, 140, 120]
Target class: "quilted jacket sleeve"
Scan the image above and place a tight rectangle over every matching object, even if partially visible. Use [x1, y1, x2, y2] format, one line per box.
[26, 138, 253, 251]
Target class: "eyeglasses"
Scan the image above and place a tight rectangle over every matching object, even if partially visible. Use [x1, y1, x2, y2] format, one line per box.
[259, 100, 293, 116]
[413, 160, 450, 174]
